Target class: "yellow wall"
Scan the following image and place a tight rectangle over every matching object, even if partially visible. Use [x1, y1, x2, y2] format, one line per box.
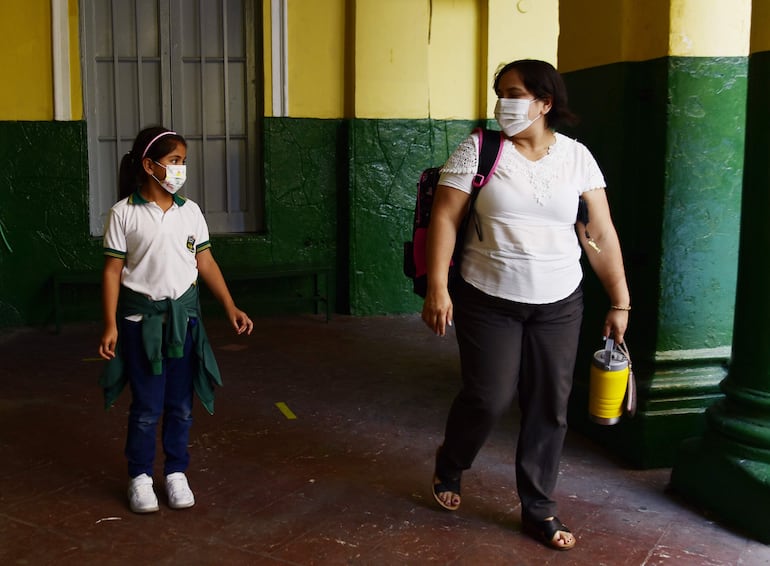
[486, 0, 558, 115]
[669, 0, 751, 56]
[559, 0, 750, 73]
[263, 1, 273, 116]
[559, 0, 670, 72]
[269, 0, 559, 120]
[428, 0, 480, 120]
[69, 0, 83, 121]
[0, 1, 53, 120]
[751, 0, 770, 53]
[354, 0, 431, 118]
[287, 0, 346, 118]
[0, 0, 82, 121]
[16, 0, 756, 123]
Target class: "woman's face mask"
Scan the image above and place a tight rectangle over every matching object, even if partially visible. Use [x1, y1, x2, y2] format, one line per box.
[494, 98, 540, 137]
[153, 162, 187, 194]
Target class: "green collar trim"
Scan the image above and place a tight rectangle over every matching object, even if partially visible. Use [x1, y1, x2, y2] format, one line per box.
[128, 191, 148, 205]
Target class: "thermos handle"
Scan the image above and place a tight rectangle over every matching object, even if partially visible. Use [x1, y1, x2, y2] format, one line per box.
[616, 340, 637, 417]
[603, 337, 615, 368]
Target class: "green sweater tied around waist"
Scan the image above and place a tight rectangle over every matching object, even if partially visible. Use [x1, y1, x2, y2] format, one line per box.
[99, 284, 223, 415]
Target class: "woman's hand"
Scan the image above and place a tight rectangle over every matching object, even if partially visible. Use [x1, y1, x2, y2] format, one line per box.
[603, 308, 629, 344]
[422, 287, 453, 336]
[577, 189, 631, 345]
[421, 185, 470, 337]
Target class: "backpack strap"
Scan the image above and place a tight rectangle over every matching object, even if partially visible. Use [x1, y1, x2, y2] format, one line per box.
[461, 128, 504, 245]
[472, 127, 504, 189]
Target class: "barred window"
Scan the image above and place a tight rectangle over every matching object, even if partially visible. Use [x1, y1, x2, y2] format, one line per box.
[81, 0, 263, 235]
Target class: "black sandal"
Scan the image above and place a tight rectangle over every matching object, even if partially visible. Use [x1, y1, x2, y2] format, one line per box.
[522, 516, 576, 550]
[432, 447, 461, 511]
[432, 473, 461, 511]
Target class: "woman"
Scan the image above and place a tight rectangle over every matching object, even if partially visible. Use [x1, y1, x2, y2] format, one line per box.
[422, 60, 630, 551]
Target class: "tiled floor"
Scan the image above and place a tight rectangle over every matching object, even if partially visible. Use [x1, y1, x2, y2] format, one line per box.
[1, 315, 768, 565]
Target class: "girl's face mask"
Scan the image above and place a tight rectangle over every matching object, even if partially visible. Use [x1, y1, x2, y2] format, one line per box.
[494, 98, 541, 137]
[153, 162, 187, 194]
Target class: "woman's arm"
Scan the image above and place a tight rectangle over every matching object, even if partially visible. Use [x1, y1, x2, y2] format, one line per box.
[99, 256, 124, 359]
[421, 185, 471, 336]
[196, 249, 253, 335]
[576, 188, 630, 343]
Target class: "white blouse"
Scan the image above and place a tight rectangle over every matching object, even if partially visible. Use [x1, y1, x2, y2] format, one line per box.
[438, 131, 606, 304]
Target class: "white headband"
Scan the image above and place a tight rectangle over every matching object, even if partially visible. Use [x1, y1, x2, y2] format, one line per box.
[141, 131, 177, 159]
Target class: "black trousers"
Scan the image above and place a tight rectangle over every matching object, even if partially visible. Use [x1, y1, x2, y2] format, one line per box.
[439, 278, 583, 521]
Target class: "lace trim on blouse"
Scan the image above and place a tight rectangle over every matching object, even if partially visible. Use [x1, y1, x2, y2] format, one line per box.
[440, 136, 479, 175]
[440, 132, 577, 206]
[506, 137, 564, 206]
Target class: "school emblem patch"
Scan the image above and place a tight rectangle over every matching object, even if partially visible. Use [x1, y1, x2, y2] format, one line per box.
[187, 235, 195, 252]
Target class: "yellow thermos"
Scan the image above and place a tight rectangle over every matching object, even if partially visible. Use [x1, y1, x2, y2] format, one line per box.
[589, 338, 630, 425]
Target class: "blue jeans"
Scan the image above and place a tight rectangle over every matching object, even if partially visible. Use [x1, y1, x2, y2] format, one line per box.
[121, 318, 196, 478]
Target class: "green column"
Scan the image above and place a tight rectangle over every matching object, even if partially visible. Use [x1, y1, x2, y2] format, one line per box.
[560, 1, 749, 468]
[670, 39, 770, 544]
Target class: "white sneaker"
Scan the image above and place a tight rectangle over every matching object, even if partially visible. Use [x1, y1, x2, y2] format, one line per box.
[165, 472, 195, 509]
[128, 473, 159, 513]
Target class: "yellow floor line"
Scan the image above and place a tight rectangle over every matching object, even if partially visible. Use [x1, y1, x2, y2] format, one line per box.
[275, 402, 297, 420]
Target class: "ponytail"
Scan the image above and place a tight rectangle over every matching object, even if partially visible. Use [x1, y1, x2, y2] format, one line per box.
[118, 150, 140, 200]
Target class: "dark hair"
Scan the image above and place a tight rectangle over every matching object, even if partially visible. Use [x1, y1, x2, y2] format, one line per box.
[493, 59, 578, 130]
[117, 126, 187, 199]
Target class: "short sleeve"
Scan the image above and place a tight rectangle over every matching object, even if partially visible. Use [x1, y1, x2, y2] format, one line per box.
[438, 133, 479, 194]
[193, 204, 212, 254]
[576, 142, 606, 194]
[103, 206, 126, 260]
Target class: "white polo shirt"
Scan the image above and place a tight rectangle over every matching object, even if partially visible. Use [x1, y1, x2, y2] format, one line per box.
[103, 191, 212, 302]
[439, 131, 606, 304]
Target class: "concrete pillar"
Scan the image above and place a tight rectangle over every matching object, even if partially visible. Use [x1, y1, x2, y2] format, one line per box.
[670, 0, 770, 544]
[559, 0, 750, 467]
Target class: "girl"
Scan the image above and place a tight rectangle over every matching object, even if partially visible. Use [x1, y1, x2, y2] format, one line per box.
[98, 126, 253, 513]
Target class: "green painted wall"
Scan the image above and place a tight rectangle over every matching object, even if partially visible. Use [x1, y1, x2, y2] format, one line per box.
[563, 57, 746, 467]
[564, 57, 745, 359]
[731, 50, 770, 390]
[0, 115, 486, 327]
[0, 121, 96, 327]
[0, 115, 540, 326]
[660, 57, 746, 349]
[348, 118, 483, 315]
[0, 118, 341, 328]
[669, 50, 770, 546]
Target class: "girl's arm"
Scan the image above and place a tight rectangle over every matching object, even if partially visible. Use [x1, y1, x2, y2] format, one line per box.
[576, 188, 630, 343]
[99, 257, 124, 359]
[196, 249, 253, 335]
[421, 185, 471, 337]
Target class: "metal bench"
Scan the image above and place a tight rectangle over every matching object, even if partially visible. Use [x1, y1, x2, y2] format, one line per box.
[51, 264, 332, 332]
[221, 265, 332, 322]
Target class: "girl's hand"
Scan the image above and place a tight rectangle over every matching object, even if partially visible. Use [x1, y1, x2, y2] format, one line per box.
[422, 288, 453, 337]
[603, 308, 629, 344]
[227, 307, 253, 335]
[99, 324, 118, 360]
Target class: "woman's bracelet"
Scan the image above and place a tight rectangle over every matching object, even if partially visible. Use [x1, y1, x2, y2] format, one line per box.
[610, 304, 632, 311]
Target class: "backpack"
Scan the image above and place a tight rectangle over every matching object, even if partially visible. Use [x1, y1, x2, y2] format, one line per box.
[403, 127, 504, 297]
